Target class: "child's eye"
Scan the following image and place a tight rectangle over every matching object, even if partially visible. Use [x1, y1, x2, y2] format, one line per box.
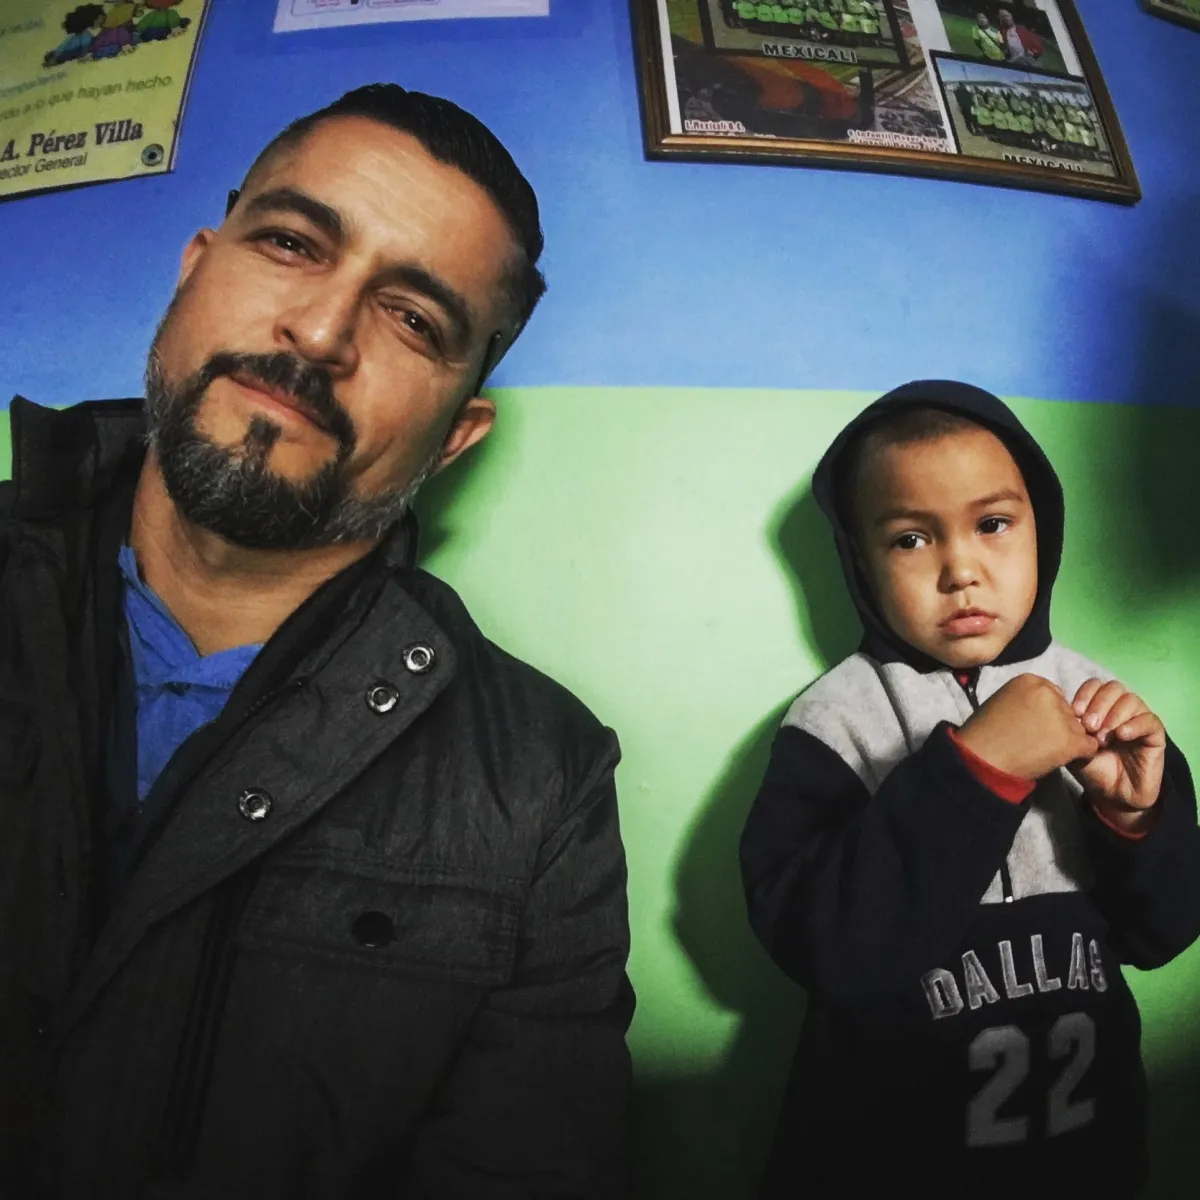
[978, 516, 1012, 535]
[891, 532, 928, 551]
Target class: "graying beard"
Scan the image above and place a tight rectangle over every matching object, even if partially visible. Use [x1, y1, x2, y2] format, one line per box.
[144, 348, 437, 548]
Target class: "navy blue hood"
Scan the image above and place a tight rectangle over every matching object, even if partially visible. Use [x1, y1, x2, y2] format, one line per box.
[811, 379, 1064, 672]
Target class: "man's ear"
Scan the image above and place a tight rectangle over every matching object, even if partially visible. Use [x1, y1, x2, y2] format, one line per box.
[434, 396, 496, 473]
[178, 228, 216, 289]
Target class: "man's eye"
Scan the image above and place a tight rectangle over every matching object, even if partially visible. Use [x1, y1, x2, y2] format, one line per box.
[258, 231, 310, 257]
[979, 516, 1011, 535]
[385, 303, 441, 349]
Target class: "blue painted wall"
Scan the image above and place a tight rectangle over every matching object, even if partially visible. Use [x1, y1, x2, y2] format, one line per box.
[2, 0, 1199, 408]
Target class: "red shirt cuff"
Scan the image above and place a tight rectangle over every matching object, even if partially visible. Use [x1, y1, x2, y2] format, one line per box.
[948, 727, 1036, 804]
[1089, 801, 1153, 841]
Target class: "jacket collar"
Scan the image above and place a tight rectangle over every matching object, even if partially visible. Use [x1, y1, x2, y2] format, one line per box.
[8, 395, 146, 520]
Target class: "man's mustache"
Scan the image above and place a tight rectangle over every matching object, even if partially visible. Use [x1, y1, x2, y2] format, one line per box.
[197, 352, 356, 451]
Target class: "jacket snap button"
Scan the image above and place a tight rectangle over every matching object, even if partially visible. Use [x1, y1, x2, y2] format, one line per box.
[237, 788, 273, 822]
[402, 643, 435, 675]
[351, 911, 396, 948]
[366, 682, 400, 714]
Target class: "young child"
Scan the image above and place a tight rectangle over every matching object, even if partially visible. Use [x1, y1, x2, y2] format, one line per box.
[740, 380, 1200, 1198]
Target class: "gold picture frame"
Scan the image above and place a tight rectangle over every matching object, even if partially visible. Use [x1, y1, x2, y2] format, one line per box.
[1140, 0, 1200, 32]
[632, 1, 1140, 204]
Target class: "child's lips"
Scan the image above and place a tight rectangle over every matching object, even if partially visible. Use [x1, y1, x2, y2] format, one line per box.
[940, 609, 997, 637]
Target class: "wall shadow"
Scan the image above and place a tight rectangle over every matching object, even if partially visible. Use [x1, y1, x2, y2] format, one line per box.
[645, 482, 859, 1197]
[1146, 1060, 1200, 1200]
[771, 482, 861, 669]
[1121, 196, 1200, 1197]
[633, 707, 802, 1199]
[1125, 286, 1200, 593]
[1085, 193, 1200, 597]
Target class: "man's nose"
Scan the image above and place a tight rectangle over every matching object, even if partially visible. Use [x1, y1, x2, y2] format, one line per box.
[274, 278, 361, 376]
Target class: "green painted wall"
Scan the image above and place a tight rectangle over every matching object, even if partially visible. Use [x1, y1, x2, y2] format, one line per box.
[418, 388, 1200, 1199]
[4, 390, 1199, 1196]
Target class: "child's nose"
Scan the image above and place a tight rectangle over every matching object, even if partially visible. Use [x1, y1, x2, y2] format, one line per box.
[939, 545, 981, 590]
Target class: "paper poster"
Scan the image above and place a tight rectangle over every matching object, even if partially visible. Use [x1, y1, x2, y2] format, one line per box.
[274, 0, 550, 33]
[0, 1, 210, 202]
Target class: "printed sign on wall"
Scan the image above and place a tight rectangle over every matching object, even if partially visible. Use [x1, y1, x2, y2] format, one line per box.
[0, 1, 210, 201]
[275, 0, 550, 32]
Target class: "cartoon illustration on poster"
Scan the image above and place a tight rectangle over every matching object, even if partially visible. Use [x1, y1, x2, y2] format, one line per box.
[0, 0, 210, 201]
[274, 0, 549, 33]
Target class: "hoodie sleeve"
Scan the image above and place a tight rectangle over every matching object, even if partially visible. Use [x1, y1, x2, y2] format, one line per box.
[1080, 738, 1200, 969]
[740, 721, 1027, 1007]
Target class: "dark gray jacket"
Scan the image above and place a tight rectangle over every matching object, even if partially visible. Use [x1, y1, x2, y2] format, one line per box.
[0, 397, 633, 1199]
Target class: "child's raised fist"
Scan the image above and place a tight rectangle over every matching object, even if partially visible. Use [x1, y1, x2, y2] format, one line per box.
[956, 673, 1099, 783]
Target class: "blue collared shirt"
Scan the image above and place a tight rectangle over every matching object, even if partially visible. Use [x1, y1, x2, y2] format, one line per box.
[119, 545, 263, 802]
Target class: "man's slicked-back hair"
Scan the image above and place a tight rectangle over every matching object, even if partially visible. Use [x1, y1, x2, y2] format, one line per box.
[240, 84, 546, 334]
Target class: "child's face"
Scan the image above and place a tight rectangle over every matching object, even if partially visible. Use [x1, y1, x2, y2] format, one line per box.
[855, 427, 1038, 669]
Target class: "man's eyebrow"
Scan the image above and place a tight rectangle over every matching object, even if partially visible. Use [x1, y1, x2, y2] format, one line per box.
[241, 187, 346, 243]
[378, 263, 474, 347]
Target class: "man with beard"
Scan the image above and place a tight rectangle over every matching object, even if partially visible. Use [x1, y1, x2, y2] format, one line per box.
[0, 84, 632, 1198]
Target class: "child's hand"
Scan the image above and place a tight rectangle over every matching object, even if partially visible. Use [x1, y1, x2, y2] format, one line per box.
[957, 674, 1098, 782]
[1070, 679, 1166, 831]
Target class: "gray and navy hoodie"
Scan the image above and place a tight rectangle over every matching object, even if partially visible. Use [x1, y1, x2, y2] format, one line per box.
[741, 381, 1200, 1198]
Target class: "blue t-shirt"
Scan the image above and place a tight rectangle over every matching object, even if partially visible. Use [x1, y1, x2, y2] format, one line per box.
[119, 545, 262, 801]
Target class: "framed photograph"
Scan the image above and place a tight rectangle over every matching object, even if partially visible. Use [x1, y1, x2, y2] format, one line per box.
[1140, 0, 1200, 32]
[632, 1, 1140, 203]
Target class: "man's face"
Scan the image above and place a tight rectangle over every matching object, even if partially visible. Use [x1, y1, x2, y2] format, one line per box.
[855, 427, 1038, 669]
[147, 115, 517, 549]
